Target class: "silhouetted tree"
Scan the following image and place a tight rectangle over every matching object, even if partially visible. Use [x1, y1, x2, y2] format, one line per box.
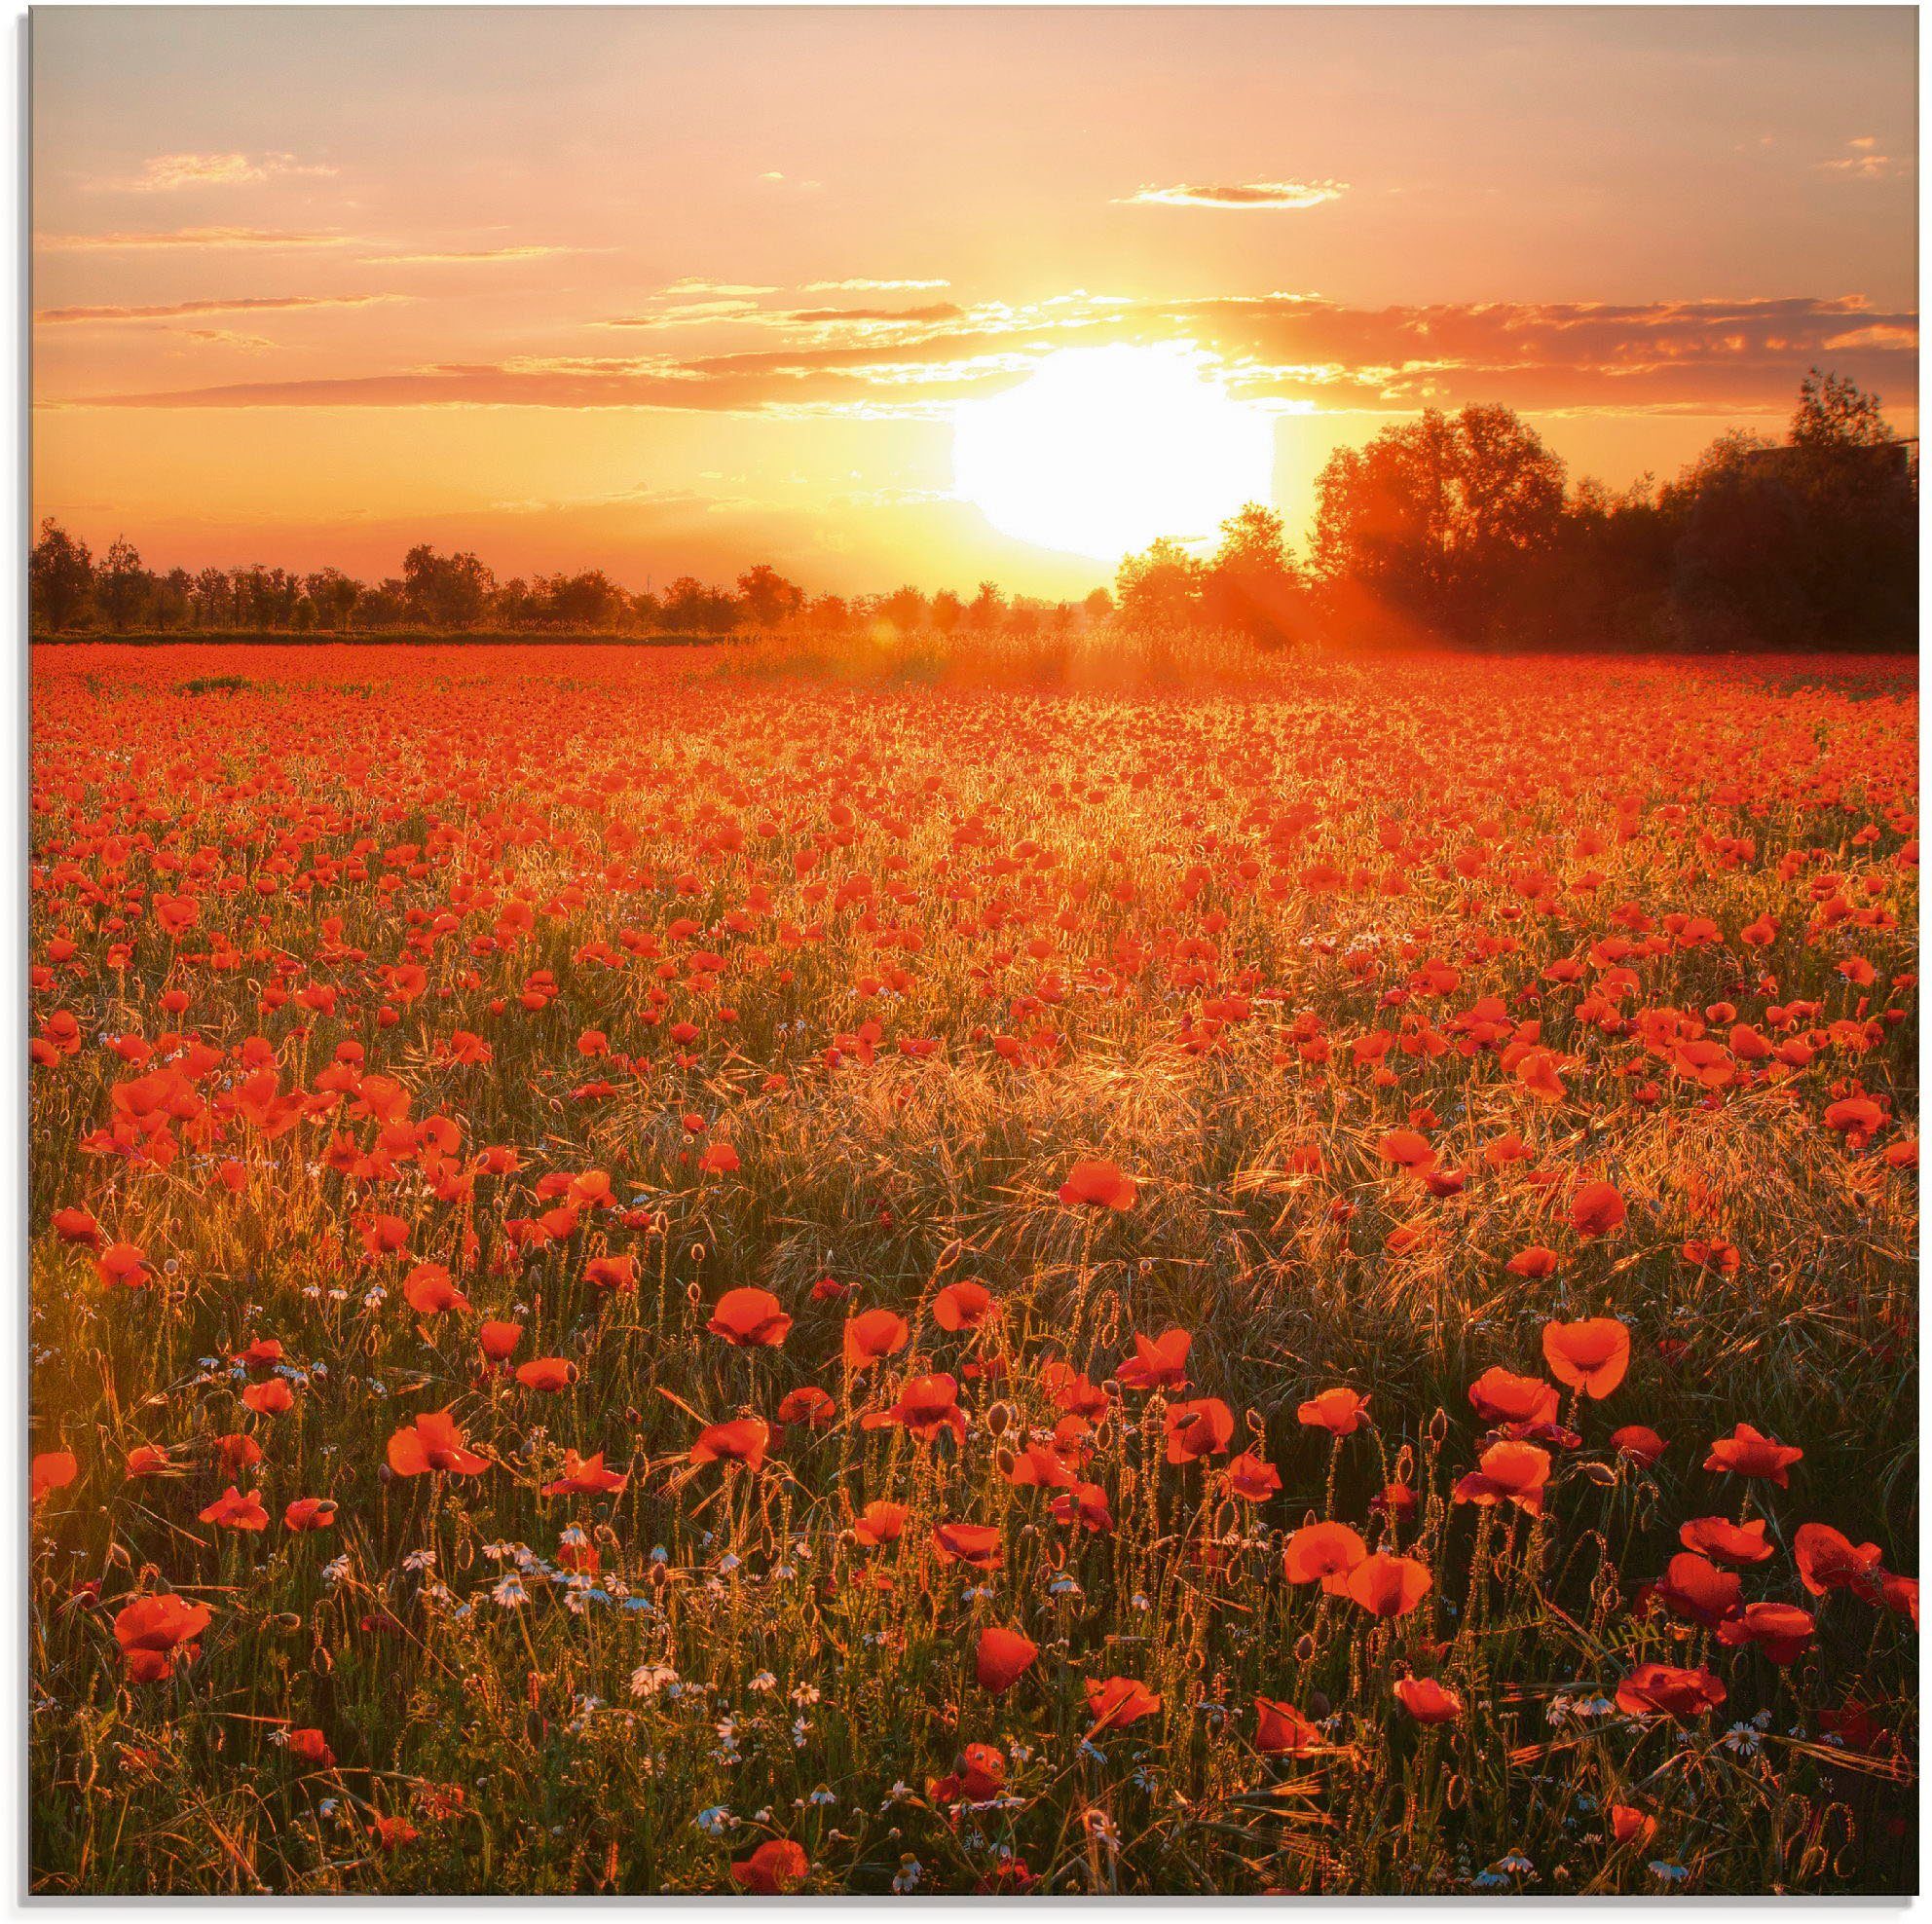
[1115, 536, 1204, 627]
[736, 564, 805, 627]
[96, 537, 152, 633]
[403, 545, 495, 629]
[879, 585, 928, 635]
[31, 519, 93, 632]
[1202, 501, 1303, 644]
[1312, 404, 1565, 642]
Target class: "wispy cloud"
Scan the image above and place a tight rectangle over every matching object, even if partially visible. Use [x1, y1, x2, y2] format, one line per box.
[801, 278, 950, 293]
[1120, 179, 1347, 209]
[662, 278, 778, 298]
[357, 244, 580, 266]
[56, 292, 1917, 422]
[1818, 135, 1904, 179]
[36, 293, 406, 326]
[36, 226, 356, 251]
[598, 300, 769, 330]
[115, 151, 338, 192]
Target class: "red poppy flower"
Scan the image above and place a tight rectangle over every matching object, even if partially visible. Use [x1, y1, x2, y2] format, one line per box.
[403, 1263, 471, 1316]
[1678, 1515, 1774, 1566]
[515, 1357, 579, 1393]
[1254, 1696, 1322, 1755]
[31, 1450, 77, 1505]
[1058, 1158, 1138, 1210]
[284, 1497, 338, 1532]
[286, 1727, 335, 1768]
[479, 1319, 524, 1363]
[1378, 1128, 1437, 1172]
[583, 1254, 637, 1294]
[1703, 1423, 1802, 1487]
[708, 1287, 793, 1349]
[1298, 1387, 1370, 1435]
[1468, 1366, 1560, 1433]
[1611, 1424, 1666, 1467]
[843, 1309, 910, 1370]
[932, 1279, 999, 1331]
[931, 1521, 1003, 1570]
[540, 1450, 627, 1496]
[199, 1485, 270, 1532]
[776, 1386, 837, 1429]
[1569, 1179, 1627, 1239]
[690, 1418, 769, 1471]
[1116, 1327, 1191, 1392]
[1792, 1522, 1886, 1600]
[975, 1624, 1039, 1692]
[1164, 1397, 1234, 1464]
[113, 1593, 213, 1683]
[730, 1838, 807, 1894]
[1452, 1440, 1550, 1515]
[1049, 1480, 1115, 1534]
[1653, 1551, 1743, 1629]
[1506, 1245, 1560, 1278]
[865, 1372, 966, 1443]
[1541, 1317, 1630, 1398]
[388, 1410, 490, 1477]
[242, 1378, 293, 1416]
[1610, 1805, 1657, 1847]
[1282, 1521, 1368, 1593]
[1717, 1601, 1817, 1666]
[853, 1499, 908, 1546]
[1224, 1451, 1282, 1501]
[1086, 1675, 1162, 1735]
[1615, 1662, 1727, 1720]
[1393, 1676, 1463, 1724]
[1345, 1552, 1432, 1618]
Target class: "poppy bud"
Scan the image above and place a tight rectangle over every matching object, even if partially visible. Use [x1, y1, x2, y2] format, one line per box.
[1427, 1407, 1450, 1447]
[1294, 1633, 1317, 1664]
[1306, 1688, 1331, 1720]
[994, 1446, 1017, 1480]
[985, 1402, 1013, 1439]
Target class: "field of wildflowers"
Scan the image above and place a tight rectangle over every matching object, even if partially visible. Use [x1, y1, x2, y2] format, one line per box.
[28, 642, 1917, 1894]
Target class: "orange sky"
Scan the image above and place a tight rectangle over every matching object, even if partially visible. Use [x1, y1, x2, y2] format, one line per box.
[32, 5, 1919, 598]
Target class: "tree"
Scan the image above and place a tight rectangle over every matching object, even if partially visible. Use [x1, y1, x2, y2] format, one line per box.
[1115, 536, 1204, 628]
[30, 520, 93, 632]
[964, 581, 1006, 633]
[1202, 501, 1303, 644]
[1792, 366, 1894, 450]
[1311, 405, 1566, 642]
[1662, 373, 1913, 648]
[660, 577, 738, 636]
[929, 589, 963, 636]
[402, 545, 495, 630]
[191, 567, 233, 628]
[879, 585, 927, 635]
[1083, 586, 1114, 624]
[736, 564, 804, 628]
[305, 569, 361, 632]
[96, 536, 152, 633]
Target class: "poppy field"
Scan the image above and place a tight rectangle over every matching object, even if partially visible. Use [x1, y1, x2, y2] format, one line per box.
[27, 641, 1919, 1895]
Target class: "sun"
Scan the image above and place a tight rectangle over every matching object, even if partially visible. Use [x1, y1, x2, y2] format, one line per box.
[952, 343, 1275, 563]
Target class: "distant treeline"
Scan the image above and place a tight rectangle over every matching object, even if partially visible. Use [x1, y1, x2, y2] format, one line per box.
[1114, 368, 1916, 652]
[29, 368, 1915, 652]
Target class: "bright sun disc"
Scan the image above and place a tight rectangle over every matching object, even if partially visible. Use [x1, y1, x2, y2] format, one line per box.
[952, 344, 1275, 562]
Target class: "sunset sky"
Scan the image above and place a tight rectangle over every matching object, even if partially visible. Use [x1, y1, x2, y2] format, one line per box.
[32, 5, 1919, 598]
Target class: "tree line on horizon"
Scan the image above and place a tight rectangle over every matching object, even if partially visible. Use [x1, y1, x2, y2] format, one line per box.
[30, 368, 1914, 652]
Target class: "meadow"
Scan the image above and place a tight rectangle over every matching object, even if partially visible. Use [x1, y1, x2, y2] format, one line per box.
[28, 639, 1918, 1895]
